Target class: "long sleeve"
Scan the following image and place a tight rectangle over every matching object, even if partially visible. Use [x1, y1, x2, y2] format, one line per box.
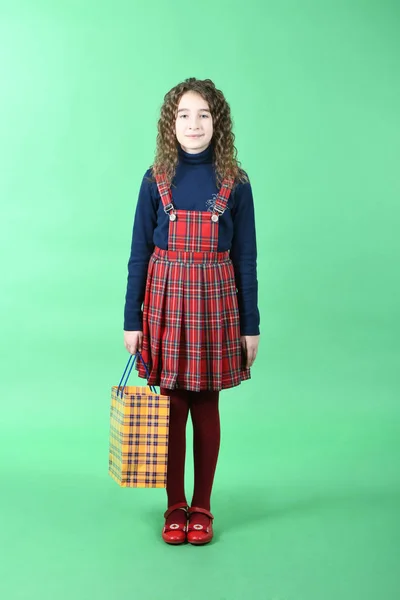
[123, 172, 157, 331]
[230, 179, 260, 336]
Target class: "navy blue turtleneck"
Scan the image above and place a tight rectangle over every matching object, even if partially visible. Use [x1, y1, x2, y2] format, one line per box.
[124, 143, 260, 335]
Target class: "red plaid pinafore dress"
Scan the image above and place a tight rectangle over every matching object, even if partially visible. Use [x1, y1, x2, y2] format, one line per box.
[136, 172, 251, 391]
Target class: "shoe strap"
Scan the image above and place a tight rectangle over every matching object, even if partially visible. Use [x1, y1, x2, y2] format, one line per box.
[163, 523, 187, 533]
[164, 502, 188, 519]
[188, 506, 214, 520]
[187, 522, 211, 533]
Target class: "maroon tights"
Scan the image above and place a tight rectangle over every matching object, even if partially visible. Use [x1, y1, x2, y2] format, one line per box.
[160, 386, 220, 513]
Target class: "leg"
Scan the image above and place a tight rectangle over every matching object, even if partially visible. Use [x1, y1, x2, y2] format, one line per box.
[189, 389, 221, 511]
[161, 386, 190, 507]
[160, 386, 190, 541]
[186, 389, 220, 544]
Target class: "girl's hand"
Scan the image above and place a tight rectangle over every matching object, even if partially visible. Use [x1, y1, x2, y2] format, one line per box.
[124, 330, 143, 354]
[240, 335, 260, 368]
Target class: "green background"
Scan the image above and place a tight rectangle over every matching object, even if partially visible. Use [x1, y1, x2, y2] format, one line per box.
[1, 1, 399, 599]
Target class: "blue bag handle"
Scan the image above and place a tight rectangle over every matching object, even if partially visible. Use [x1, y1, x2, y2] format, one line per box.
[117, 351, 157, 398]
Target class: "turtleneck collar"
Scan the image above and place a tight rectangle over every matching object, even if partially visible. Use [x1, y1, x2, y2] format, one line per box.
[177, 142, 213, 165]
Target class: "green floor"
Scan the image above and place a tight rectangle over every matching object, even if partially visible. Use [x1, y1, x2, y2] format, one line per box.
[2, 369, 399, 600]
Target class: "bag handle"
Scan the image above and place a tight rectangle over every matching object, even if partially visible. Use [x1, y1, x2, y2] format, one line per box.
[117, 352, 157, 398]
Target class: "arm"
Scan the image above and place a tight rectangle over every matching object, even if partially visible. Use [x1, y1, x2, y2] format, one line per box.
[123, 171, 157, 333]
[230, 178, 260, 337]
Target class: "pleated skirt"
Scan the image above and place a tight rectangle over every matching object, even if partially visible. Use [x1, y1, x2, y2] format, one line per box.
[136, 246, 251, 391]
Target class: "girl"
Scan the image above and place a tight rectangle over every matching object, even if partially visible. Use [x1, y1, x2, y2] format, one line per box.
[123, 77, 260, 545]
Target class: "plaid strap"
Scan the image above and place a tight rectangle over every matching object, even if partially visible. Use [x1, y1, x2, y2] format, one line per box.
[155, 173, 174, 213]
[212, 175, 235, 217]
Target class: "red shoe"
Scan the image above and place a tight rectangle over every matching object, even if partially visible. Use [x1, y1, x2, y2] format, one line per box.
[187, 506, 214, 545]
[161, 502, 188, 545]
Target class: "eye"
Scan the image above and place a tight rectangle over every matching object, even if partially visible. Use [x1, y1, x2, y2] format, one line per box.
[200, 113, 210, 118]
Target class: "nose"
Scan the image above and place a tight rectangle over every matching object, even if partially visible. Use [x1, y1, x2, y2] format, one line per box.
[188, 115, 201, 130]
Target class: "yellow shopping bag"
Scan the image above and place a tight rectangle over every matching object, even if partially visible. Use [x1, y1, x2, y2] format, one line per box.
[109, 352, 170, 488]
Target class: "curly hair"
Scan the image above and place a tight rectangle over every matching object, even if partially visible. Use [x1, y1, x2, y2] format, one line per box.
[150, 77, 249, 188]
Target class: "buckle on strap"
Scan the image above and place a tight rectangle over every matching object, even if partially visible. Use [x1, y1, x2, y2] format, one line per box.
[163, 202, 174, 214]
[213, 204, 225, 215]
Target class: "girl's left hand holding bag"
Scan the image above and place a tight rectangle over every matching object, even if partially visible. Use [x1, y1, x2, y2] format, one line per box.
[124, 330, 143, 354]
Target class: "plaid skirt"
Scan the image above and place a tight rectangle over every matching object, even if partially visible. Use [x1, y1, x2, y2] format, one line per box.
[136, 246, 251, 391]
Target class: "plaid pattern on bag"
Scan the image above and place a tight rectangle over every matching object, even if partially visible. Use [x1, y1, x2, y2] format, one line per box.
[109, 380, 170, 488]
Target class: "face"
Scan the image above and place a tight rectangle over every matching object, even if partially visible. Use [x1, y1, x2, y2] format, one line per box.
[175, 91, 213, 154]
